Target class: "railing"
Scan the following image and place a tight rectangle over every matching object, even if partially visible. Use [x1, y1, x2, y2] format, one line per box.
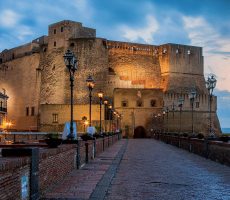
[153, 133, 230, 166]
[0, 107, 7, 112]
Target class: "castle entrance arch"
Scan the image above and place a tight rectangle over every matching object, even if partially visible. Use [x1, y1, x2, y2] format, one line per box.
[133, 126, 147, 138]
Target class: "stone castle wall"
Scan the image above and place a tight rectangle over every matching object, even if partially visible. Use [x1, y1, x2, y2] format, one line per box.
[107, 41, 161, 89]
[0, 20, 221, 134]
[0, 53, 41, 130]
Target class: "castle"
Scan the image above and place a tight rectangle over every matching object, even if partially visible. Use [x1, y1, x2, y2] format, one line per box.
[0, 20, 221, 137]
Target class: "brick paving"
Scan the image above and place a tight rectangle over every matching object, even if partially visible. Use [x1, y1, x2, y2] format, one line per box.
[105, 139, 230, 200]
[43, 139, 230, 200]
[43, 140, 127, 200]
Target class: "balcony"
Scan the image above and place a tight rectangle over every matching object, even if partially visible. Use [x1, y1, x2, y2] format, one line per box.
[0, 107, 7, 113]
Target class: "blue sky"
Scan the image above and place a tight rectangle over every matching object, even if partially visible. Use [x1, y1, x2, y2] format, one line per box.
[0, 0, 230, 128]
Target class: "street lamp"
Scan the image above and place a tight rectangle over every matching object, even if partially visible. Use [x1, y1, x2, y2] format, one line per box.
[178, 97, 184, 134]
[188, 88, 197, 135]
[64, 50, 77, 140]
[206, 74, 217, 137]
[108, 105, 112, 132]
[162, 110, 166, 134]
[103, 100, 108, 133]
[98, 91, 104, 134]
[86, 75, 95, 127]
[165, 107, 169, 133]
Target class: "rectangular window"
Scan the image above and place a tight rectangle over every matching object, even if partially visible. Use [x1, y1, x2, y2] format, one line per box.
[61, 27, 64, 32]
[196, 102, 200, 108]
[54, 41, 56, 47]
[31, 107, 35, 116]
[121, 100, 128, 107]
[26, 107, 29, 116]
[150, 99, 156, 107]
[54, 29, 56, 34]
[52, 113, 58, 123]
[136, 100, 143, 107]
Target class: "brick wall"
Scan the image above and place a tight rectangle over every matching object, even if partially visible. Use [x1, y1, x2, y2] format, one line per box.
[0, 157, 30, 200]
[39, 145, 76, 193]
[155, 134, 230, 166]
[0, 133, 121, 200]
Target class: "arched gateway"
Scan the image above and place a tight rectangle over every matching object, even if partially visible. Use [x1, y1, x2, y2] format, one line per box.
[133, 126, 147, 138]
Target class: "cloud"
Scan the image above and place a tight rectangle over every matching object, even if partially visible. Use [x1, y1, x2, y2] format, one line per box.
[182, 16, 230, 92]
[0, 9, 21, 28]
[215, 89, 230, 128]
[17, 25, 33, 41]
[119, 15, 159, 43]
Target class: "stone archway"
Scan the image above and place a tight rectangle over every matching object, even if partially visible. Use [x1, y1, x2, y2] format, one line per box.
[133, 126, 147, 138]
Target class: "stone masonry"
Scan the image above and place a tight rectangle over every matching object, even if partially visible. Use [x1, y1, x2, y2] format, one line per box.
[0, 20, 221, 136]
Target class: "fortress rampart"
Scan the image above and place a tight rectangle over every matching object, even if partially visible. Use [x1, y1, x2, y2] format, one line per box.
[0, 20, 221, 135]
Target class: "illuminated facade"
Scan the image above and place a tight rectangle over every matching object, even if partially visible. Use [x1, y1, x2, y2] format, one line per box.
[0, 20, 221, 136]
[0, 90, 8, 130]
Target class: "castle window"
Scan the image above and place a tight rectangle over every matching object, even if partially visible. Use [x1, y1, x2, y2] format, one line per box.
[150, 99, 156, 107]
[121, 100, 128, 107]
[54, 41, 56, 47]
[196, 102, 200, 108]
[54, 29, 56, 34]
[0, 58, 2, 64]
[52, 113, 58, 123]
[70, 43, 75, 47]
[61, 27, 64, 32]
[136, 100, 143, 107]
[26, 107, 29, 116]
[31, 107, 35, 116]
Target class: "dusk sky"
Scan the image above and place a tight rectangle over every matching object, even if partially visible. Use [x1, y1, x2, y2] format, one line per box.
[0, 0, 229, 129]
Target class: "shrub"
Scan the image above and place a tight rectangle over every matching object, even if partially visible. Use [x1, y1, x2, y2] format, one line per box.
[197, 133, 204, 139]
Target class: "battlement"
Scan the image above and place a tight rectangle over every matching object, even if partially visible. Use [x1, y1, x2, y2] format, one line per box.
[107, 40, 157, 55]
[0, 42, 42, 63]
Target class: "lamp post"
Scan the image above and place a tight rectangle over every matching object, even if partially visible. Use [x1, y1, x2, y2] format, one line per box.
[98, 91, 104, 134]
[64, 50, 77, 140]
[178, 97, 184, 134]
[206, 75, 217, 137]
[166, 107, 169, 133]
[162, 110, 166, 134]
[113, 111, 117, 131]
[108, 105, 112, 133]
[86, 75, 95, 127]
[103, 100, 108, 133]
[188, 88, 197, 135]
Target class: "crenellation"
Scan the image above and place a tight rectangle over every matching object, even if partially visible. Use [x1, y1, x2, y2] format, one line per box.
[0, 20, 221, 135]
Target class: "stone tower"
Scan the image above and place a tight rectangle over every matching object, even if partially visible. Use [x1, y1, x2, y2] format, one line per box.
[0, 20, 221, 136]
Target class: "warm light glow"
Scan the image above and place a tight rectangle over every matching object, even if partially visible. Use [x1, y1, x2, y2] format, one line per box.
[104, 100, 108, 105]
[86, 75, 95, 89]
[98, 91, 104, 98]
[84, 120, 89, 125]
[2, 120, 13, 129]
[108, 105, 112, 109]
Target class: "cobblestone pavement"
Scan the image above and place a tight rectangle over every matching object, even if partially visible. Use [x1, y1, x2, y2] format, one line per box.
[105, 139, 230, 200]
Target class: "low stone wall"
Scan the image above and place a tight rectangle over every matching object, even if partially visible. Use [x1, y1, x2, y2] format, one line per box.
[0, 133, 121, 200]
[154, 134, 230, 166]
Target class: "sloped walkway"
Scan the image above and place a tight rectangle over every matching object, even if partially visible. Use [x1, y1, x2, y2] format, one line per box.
[43, 139, 230, 200]
[43, 140, 127, 200]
